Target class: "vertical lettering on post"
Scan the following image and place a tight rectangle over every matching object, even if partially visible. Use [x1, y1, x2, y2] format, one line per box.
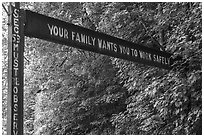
[7, 4, 24, 135]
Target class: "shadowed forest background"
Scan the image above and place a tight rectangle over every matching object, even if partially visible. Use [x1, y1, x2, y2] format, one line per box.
[2, 2, 202, 135]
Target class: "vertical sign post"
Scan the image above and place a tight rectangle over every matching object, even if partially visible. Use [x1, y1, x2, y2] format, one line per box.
[7, 2, 24, 135]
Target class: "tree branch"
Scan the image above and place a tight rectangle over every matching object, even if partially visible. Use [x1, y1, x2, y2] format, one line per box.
[140, 19, 165, 51]
[59, 56, 68, 67]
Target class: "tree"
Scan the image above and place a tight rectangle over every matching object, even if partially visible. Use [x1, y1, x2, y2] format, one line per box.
[109, 2, 202, 135]
[21, 2, 128, 135]
[2, 2, 9, 134]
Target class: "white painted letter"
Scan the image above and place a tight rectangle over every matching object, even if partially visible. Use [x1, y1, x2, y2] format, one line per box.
[59, 27, 63, 37]
[47, 24, 54, 35]
[72, 31, 75, 41]
[13, 9, 19, 18]
[53, 26, 58, 36]
[64, 29, 69, 39]
[13, 86, 18, 94]
[14, 95, 18, 103]
[14, 104, 18, 112]
[98, 39, 102, 48]
[91, 37, 96, 46]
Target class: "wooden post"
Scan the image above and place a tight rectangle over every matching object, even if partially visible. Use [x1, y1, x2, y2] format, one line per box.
[7, 2, 24, 135]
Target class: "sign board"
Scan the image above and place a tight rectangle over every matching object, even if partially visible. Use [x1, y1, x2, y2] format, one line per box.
[24, 10, 173, 70]
[6, 3, 181, 135]
[7, 4, 24, 135]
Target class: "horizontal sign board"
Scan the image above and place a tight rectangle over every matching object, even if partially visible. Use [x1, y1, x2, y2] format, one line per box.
[24, 10, 173, 69]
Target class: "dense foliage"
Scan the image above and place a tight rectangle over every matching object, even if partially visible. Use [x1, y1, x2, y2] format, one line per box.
[2, 2, 202, 135]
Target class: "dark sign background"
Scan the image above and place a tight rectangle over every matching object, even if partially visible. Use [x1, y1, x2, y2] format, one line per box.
[24, 10, 173, 70]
